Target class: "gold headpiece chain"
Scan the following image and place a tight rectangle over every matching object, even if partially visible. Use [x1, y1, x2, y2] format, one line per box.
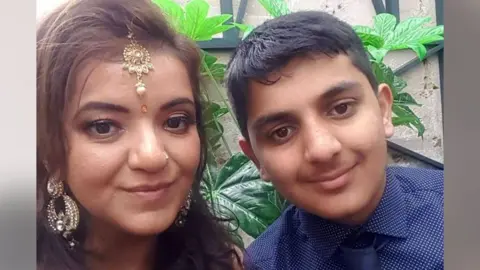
[122, 32, 154, 113]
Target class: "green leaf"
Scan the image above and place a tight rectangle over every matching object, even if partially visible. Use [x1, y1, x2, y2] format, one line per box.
[394, 92, 421, 106]
[207, 64, 227, 82]
[384, 16, 444, 50]
[202, 162, 219, 197]
[202, 100, 228, 123]
[152, 0, 185, 32]
[373, 13, 397, 37]
[371, 62, 424, 137]
[202, 100, 228, 147]
[410, 119, 426, 138]
[383, 17, 429, 47]
[183, 0, 209, 38]
[371, 61, 394, 87]
[194, 14, 235, 41]
[153, 0, 234, 41]
[392, 116, 418, 126]
[233, 23, 255, 39]
[392, 75, 407, 93]
[212, 143, 222, 152]
[354, 26, 384, 49]
[367, 46, 389, 63]
[201, 51, 227, 82]
[257, 0, 291, 18]
[352, 25, 374, 33]
[406, 43, 427, 61]
[418, 34, 444, 45]
[205, 125, 223, 146]
[202, 153, 287, 238]
[392, 104, 425, 137]
[371, 62, 408, 98]
[202, 51, 217, 66]
[355, 14, 444, 63]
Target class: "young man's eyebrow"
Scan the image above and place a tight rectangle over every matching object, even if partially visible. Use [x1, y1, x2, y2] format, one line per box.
[250, 111, 293, 132]
[320, 80, 362, 101]
[249, 81, 361, 132]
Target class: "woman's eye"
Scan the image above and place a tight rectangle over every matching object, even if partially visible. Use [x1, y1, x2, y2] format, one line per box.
[84, 120, 121, 139]
[93, 122, 112, 134]
[164, 114, 193, 134]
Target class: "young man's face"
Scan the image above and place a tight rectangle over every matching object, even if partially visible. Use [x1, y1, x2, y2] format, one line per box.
[240, 54, 394, 224]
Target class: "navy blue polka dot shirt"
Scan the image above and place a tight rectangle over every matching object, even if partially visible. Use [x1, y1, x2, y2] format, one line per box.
[243, 166, 444, 270]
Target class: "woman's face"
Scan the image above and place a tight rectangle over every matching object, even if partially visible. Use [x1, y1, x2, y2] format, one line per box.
[63, 52, 200, 236]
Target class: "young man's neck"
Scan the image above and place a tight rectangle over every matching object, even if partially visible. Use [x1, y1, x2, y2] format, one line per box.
[335, 176, 387, 227]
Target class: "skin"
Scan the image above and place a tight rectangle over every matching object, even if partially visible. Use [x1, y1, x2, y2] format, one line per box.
[63, 52, 200, 270]
[240, 54, 394, 225]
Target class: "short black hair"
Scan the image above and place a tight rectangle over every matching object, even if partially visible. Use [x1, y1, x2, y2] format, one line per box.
[226, 11, 377, 140]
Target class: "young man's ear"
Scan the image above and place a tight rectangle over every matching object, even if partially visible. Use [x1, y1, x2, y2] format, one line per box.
[377, 83, 394, 138]
[238, 137, 271, 182]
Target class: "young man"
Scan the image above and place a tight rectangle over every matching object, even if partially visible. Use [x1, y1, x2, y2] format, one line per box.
[226, 11, 443, 270]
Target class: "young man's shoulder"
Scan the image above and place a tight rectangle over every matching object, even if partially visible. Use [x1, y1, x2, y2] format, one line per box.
[387, 165, 444, 195]
[244, 205, 298, 269]
[244, 166, 444, 269]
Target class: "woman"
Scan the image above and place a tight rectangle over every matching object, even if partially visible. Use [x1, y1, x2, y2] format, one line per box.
[36, 0, 242, 269]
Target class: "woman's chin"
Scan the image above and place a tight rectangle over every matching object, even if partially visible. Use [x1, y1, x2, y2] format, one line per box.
[116, 215, 177, 236]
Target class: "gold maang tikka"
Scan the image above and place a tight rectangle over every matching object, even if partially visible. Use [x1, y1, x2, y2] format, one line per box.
[123, 31, 154, 113]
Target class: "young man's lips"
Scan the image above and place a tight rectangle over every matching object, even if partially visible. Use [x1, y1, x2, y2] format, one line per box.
[305, 165, 356, 190]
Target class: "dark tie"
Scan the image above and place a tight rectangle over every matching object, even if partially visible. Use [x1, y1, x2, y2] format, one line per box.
[339, 231, 388, 270]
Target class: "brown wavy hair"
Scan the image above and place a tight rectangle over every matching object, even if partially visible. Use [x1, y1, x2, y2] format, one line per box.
[36, 0, 241, 269]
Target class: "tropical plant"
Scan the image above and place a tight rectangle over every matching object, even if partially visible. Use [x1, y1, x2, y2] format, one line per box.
[152, 0, 275, 246]
[353, 13, 444, 137]
[152, 0, 444, 248]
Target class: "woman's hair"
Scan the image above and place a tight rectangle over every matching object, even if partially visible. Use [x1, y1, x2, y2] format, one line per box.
[36, 0, 241, 269]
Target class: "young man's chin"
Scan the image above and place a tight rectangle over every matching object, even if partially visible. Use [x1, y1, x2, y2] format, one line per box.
[300, 191, 378, 225]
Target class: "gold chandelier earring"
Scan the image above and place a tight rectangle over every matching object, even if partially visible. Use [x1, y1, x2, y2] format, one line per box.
[46, 176, 80, 249]
[175, 190, 192, 227]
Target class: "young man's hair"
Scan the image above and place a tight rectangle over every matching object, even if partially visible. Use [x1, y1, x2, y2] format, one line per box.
[226, 11, 378, 140]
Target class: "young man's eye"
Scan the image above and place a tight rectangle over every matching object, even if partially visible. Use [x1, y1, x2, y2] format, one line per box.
[333, 103, 349, 115]
[269, 126, 295, 142]
[328, 101, 356, 118]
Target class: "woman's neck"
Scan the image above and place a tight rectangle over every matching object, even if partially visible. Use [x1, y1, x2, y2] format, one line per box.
[85, 220, 157, 270]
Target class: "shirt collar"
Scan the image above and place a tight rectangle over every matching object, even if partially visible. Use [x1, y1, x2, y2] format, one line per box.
[296, 167, 409, 260]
